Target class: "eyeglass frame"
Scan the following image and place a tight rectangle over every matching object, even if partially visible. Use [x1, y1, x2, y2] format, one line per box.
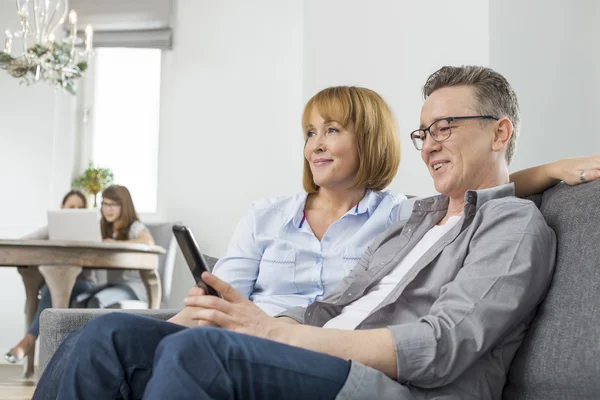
[101, 201, 121, 209]
[409, 115, 499, 151]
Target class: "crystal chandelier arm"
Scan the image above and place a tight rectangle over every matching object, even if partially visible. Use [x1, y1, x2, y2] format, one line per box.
[46, 0, 68, 40]
[44, 1, 56, 39]
[34, 0, 49, 44]
[32, 0, 40, 44]
[41, 0, 50, 42]
[16, 0, 30, 52]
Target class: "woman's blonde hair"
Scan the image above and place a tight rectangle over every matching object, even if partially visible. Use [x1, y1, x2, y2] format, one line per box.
[302, 86, 400, 193]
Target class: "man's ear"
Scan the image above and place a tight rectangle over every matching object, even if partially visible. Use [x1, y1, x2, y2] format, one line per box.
[491, 117, 513, 152]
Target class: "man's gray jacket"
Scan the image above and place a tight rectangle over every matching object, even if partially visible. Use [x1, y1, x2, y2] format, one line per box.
[279, 184, 557, 399]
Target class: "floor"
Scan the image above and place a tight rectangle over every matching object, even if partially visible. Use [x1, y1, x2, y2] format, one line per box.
[0, 365, 35, 400]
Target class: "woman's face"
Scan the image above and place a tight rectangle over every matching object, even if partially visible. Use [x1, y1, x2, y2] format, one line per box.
[62, 195, 86, 209]
[304, 108, 360, 190]
[101, 198, 122, 223]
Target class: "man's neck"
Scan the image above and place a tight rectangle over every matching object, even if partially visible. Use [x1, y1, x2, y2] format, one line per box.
[308, 186, 367, 215]
[444, 168, 510, 223]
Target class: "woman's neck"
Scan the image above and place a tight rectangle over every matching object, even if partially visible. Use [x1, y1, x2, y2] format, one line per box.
[307, 186, 367, 214]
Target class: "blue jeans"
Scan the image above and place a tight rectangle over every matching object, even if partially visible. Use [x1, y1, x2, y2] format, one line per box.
[28, 279, 95, 337]
[33, 313, 350, 400]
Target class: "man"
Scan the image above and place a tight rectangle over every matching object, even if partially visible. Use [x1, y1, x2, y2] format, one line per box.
[34, 66, 556, 400]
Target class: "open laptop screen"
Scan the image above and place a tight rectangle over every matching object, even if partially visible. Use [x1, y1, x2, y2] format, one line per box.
[47, 209, 102, 242]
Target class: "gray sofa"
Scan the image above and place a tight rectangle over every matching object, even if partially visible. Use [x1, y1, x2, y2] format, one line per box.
[38, 181, 600, 399]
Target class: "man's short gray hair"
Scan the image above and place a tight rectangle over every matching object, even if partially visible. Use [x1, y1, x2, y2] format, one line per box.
[422, 66, 520, 164]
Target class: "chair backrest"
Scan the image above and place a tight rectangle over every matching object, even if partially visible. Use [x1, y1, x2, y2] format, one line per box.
[145, 222, 178, 309]
[203, 254, 219, 271]
[503, 180, 600, 399]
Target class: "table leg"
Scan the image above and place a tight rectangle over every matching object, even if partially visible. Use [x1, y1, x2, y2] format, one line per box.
[17, 266, 44, 379]
[39, 265, 82, 308]
[140, 269, 162, 309]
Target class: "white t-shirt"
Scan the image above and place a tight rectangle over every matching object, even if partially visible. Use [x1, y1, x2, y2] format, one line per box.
[323, 216, 461, 330]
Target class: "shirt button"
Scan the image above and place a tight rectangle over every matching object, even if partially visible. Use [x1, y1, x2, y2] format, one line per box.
[381, 262, 385, 265]
[407, 228, 412, 233]
[348, 293, 352, 296]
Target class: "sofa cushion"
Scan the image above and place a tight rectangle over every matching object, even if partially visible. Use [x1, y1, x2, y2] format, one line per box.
[503, 180, 600, 399]
[38, 308, 178, 377]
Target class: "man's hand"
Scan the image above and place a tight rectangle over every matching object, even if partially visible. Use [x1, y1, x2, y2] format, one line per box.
[183, 272, 285, 340]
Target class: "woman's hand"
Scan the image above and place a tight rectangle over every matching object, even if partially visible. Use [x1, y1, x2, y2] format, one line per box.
[103, 238, 116, 243]
[548, 155, 600, 185]
[183, 272, 284, 340]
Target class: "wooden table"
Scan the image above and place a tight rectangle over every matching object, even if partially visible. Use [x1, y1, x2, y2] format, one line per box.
[0, 239, 166, 378]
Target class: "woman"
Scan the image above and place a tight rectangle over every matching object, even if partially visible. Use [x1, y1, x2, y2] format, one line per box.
[210, 87, 402, 317]
[76, 185, 155, 308]
[204, 86, 600, 319]
[5, 190, 95, 363]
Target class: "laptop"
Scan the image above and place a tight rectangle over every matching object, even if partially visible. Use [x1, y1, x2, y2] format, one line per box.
[47, 209, 102, 242]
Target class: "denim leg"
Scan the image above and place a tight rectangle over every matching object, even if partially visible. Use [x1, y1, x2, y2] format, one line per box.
[144, 327, 351, 400]
[33, 313, 185, 400]
[28, 279, 95, 337]
[27, 285, 51, 338]
[33, 327, 83, 400]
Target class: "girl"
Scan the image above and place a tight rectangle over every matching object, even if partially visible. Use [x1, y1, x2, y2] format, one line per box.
[76, 185, 155, 308]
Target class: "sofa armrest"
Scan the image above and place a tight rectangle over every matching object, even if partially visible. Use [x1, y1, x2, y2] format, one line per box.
[38, 308, 178, 376]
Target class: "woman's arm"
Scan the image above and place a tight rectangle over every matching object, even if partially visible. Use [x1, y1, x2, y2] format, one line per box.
[169, 209, 263, 327]
[510, 155, 600, 198]
[21, 226, 49, 240]
[211, 210, 262, 299]
[125, 229, 154, 245]
[105, 229, 155, 245]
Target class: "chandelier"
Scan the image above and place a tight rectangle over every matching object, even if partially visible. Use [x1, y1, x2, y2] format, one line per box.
[0, 0, 93, 94]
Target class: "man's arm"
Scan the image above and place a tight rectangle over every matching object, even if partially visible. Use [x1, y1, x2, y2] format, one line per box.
[168, 306, 197, 327]
[386, 200, 556, 388]
[274, 324, 398, 378]
[185, 273, 399, 378]
[510, 155, 600, 197]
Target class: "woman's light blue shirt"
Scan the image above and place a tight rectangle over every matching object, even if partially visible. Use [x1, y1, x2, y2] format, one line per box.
[213, 190, 409, 316]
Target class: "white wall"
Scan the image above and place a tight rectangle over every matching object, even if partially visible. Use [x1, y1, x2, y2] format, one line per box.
[489, 0, 600, 171]
[304, 0, 490, 197]
[0, 0, 77, 361]
[158, 0, 304, 308]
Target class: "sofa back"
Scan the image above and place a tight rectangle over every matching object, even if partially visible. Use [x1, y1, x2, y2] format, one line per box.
[503, 180, 600, 399]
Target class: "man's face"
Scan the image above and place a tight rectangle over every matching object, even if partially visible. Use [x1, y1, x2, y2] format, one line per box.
[419, 85, 500, 199]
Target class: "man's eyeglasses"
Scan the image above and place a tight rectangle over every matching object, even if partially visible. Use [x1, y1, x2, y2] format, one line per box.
[101, 201, 121, 209]
[409, 115, 499, 151]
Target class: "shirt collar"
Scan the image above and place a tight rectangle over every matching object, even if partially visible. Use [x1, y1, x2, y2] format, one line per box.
[291, 193, 309, 228]
[465, 183, 515, 211]
[290, 190, 376, 229]
[413, 183, 516, 214]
